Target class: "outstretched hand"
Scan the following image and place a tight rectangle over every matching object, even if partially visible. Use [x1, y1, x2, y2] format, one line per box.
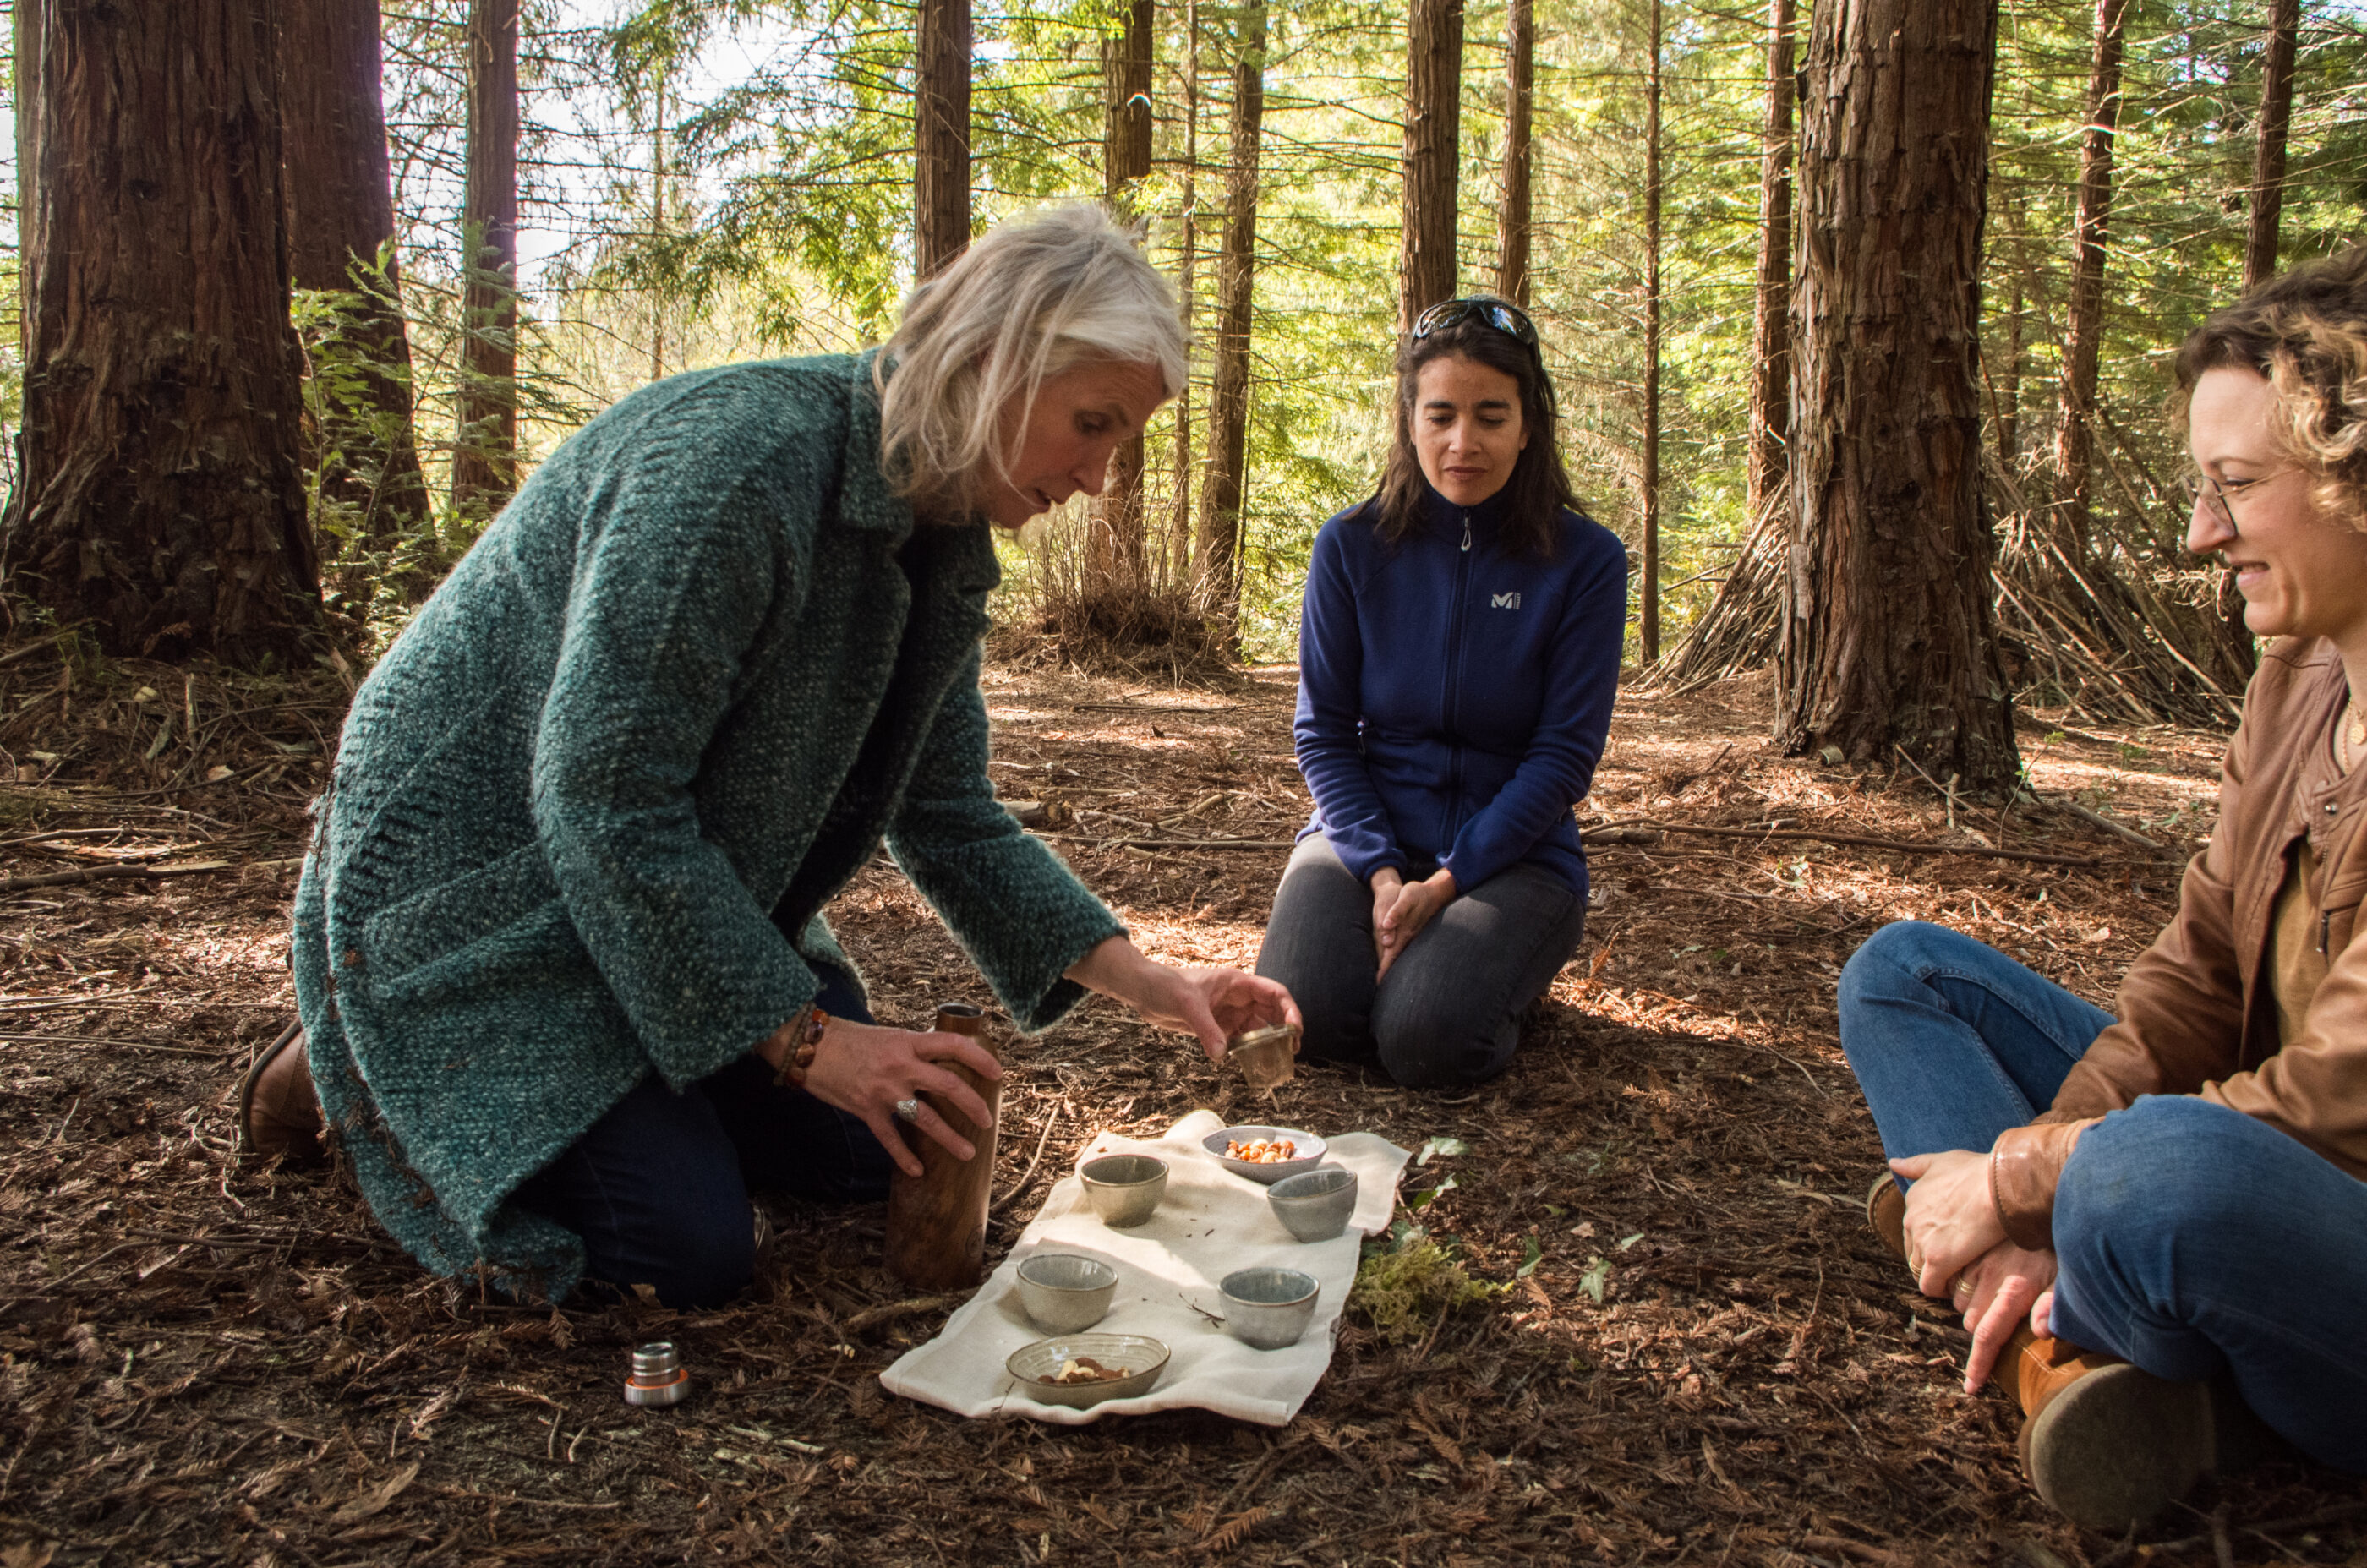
[1066, 935, 1301, 1061]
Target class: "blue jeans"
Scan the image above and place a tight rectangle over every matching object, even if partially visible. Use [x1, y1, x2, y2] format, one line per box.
[1255, 833, 1587, 1088]
[1838, 921, 2367, 1472]
[511, 968, 892, 1309]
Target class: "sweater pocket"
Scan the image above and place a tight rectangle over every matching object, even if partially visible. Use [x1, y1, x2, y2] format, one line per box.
[362, 844, 565, 983]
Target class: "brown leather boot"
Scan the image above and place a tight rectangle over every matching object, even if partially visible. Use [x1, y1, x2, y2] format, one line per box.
[2004, 1324, 2213, 1532]
[1866, 1170, 1906, 1261]
[238, 1020, 325, 1166]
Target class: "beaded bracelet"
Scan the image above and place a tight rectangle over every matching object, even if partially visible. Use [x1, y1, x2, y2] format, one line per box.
[768, 1005, 831, 1090]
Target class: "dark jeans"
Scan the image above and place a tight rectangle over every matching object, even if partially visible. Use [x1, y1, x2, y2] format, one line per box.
[1839, 920, 2367, 1472]
[1255, 833, 1587, 1088]
[511, 968, 892, 1309]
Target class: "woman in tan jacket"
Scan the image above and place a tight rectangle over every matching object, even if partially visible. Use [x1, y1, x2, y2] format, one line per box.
[1839, 248, 2367, 1531]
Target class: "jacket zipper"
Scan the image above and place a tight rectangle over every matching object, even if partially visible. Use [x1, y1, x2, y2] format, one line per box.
[1442, 511, 1473, 849]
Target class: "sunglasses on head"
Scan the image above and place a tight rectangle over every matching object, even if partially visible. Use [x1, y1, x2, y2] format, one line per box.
[1411, 296, 1540, 351]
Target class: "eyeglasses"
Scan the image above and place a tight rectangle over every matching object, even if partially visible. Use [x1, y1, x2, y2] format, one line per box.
[1411, 297, 1540, 352]
[2178, 468, 2289, 529]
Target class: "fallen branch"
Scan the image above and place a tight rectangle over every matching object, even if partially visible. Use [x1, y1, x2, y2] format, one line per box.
[841, 1294, 966, 1335]
[2038, 794, 2173, 855]
[990, 1106, 1063, 1215]
[1588, 820, 2100, 868]
[0, 855, 303, 893]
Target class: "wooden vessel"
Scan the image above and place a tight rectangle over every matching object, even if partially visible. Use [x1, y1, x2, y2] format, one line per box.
[883, 1003, 1000, 1290]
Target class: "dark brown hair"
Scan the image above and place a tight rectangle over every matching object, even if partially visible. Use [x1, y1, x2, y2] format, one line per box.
[1371, 309, 1577, 558]
[2173, 244, 2367, 524]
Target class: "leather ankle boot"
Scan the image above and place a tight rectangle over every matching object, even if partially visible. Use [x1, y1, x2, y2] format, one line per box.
[238, 1021, 325, 1166]
[2002, 1323, 2213, 1531]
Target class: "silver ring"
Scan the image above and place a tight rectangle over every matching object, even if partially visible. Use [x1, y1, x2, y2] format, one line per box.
[894, 1098, 921, 1123]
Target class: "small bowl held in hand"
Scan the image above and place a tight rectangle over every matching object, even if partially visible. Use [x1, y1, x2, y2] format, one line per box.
[1266, 1164, 1359, 1243]
[1007, 1333, 1171, 1409]
[1218, 1267, 1320, 1350]
[1079, 1154, 1168, 1227]
[1203, 1125, 1327, 1185]
[1014, 1252, 1118, 1334]
[1227, 1024, 1301, 1090]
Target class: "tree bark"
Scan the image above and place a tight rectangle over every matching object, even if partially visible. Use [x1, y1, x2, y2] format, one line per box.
[915, 0, 972, 281]
[2049, 0, 2128, 551]
[3, 0, 320, 665]
[280, 0, 432, 599]
[1197, 0, 1265, 637]
[2244, 0, 2299, 292]
[1777, 0, 2017, 790]
[451, 0, 518, 522]
[1091, 0, 1156, 601]
[1399, 0, 1462, 331]
[1640, 0, 1664, 664]
[1494, 0, 1533, 306]
[1744, 0, 1795, 531]
[1169, 0, 1204, 587]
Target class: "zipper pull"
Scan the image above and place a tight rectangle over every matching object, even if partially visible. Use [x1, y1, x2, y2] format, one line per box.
[1461, 516, 1472, 552]
[2320, 910, 2332, 956]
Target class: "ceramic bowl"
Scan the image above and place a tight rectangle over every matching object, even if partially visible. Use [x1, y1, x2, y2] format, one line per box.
[1078, 1154, 1168, 1227]
[1006, 1333, 1171, 1409]
[1218, 1267, 1320, 1350]
[1265, 1165, 1359, 1243]
[1014, 1252, 1118, 1334]
[1227, 1024, 1301, 1090]
[1202, 1125, 1328, 1185]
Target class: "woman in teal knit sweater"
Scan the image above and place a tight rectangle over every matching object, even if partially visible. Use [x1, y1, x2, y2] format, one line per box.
[243, 208, 1298, 1308]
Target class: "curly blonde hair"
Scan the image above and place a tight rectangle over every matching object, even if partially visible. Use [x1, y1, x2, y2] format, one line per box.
[874, 205, 1184, 519]
[2174, 244, 2367, 526]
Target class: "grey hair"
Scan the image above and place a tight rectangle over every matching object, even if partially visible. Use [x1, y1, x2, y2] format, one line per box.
[875, 205, 1186, 517]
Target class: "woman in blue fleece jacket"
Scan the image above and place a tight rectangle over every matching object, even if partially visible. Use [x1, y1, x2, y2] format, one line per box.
[1255, 298, 1626, 1087]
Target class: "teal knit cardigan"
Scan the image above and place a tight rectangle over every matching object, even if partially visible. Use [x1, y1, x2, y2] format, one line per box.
[289, 352, 1125, 1300]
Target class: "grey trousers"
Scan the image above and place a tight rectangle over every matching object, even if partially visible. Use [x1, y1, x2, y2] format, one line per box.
[1254, 833, 1587, 1088]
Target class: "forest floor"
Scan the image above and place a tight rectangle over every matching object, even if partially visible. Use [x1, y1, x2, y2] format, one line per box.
[1, 625, 2362, 1568]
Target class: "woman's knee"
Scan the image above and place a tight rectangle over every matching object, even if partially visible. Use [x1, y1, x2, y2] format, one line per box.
[596, 1203, 756, 1310]
[1372, 998, 1516, 1089]
[1839, 921, 1968, 1008]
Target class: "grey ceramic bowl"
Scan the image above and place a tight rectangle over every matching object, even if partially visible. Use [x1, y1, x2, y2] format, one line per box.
[1014, 1252, 1118, 1334]
[1006, 1333, 1170, 1409]
[1265, 1164, 1359, 1243]
[1218, 1266, 1320, 1351]
[1203, 1125, 1328, 1185]
[1079, 1154, 1168, 1227]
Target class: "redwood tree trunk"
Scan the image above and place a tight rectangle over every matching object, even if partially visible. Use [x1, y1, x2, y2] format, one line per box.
[1197, 0, 1265, 636]
[3, 0, 320, 664]
[1091, 0, 1156, 601]
[2244, 0, 2299, 292]
[916, 0, 972, 281]
[1745, 0, 1796, 530]
[1168, 0, 1204, 587]
[1494, 0, 1533, 306]
[2049, 0, 2128, 550]
[1640, 0, 1664, 664]
[451, 0, 518, 521]
[1399, 0, 1462, 331]
[281, 0, 432, 596]
[1776, 0, 2016, 789]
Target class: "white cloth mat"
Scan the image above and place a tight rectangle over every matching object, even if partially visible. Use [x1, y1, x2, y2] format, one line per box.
[879, 1110, 1409, 1425]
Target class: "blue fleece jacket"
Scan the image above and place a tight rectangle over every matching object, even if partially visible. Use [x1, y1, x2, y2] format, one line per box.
[1293, 483, 1627, 897]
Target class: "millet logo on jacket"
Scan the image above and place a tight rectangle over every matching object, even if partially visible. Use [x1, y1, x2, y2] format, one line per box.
[1491, 592, 1522, 609]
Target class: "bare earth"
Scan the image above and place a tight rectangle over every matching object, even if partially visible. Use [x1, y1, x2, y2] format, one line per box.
[2, 632, 2359, 1566]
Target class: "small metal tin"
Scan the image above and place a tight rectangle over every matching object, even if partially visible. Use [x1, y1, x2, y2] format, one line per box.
[624, 1341, 691, 1407]
[1227, 1024, 1301, 1090]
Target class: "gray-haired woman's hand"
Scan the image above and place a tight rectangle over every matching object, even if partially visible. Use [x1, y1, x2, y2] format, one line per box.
[795, 1017, 1003, 1177]
[1065, 934, 1301, 1061]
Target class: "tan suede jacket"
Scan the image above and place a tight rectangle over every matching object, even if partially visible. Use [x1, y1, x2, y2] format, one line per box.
[1993, 636, 2367, 1248]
